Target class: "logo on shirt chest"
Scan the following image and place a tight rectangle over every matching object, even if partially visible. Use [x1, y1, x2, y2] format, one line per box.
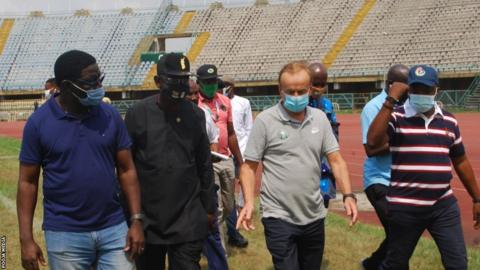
[279, 131, 289, 140]
[311, 127, 320, 134]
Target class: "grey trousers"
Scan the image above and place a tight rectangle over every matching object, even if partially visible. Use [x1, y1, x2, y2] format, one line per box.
[213, 158, 236, 251]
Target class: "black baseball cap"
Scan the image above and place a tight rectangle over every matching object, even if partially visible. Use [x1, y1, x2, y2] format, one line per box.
[156, 53, 191, 76]
[196, 64, 221, 80]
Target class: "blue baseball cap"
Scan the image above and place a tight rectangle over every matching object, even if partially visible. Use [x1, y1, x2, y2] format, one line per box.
[408, 65, 438, 87]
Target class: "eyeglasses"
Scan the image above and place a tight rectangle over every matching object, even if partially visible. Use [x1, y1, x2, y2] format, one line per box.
[74, 73, 105, 89]
[160, 75, 189, 85]
[282, 87, 309, 96]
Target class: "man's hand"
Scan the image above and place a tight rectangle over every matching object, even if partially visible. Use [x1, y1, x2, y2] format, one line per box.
[388, 82, 409, 101]
[236, 202, 255, 231]
[474, 203, 480, 230]
[124, 221, 145, 260]
[21, 240, 47, 270]
[344, 197, 358, 226]
[207, 213, 216, 231]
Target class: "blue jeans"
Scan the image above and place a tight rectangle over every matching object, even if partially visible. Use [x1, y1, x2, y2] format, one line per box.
[45, 221, 134, 270]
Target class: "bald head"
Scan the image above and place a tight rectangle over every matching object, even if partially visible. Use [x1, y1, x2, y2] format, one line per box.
[386, 64, 409, 85]
[308, 63, 328, 98]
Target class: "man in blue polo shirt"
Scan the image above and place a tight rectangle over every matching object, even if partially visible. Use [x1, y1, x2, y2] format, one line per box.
[17, 50, 144, 270]
[360, 64, 408, 270]
[308, 63, 339, 139]
[367, 65, 480, 270]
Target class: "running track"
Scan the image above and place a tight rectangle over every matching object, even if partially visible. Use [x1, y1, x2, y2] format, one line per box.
[1, 113, 479, 246]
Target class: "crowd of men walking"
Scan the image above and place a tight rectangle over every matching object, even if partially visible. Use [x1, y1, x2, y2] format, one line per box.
[16, 50, 480, 270]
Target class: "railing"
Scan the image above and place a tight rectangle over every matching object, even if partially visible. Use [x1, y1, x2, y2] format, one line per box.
[460, 76, 480, 105]
[110, 90, 472, 115]
[112, 100, 137, 114]
[436, 90, 468, 108]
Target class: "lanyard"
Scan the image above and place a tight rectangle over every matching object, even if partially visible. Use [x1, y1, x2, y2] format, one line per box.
[202, 100, 220, 122]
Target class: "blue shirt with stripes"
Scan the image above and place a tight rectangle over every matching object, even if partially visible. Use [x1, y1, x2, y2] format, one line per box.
[386, 99, 465, 212]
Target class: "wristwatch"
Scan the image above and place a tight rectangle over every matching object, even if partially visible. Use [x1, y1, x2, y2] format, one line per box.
[385, 96, 399, 105]
[343, 193, 357, 203]
[130, 213, 145, 223]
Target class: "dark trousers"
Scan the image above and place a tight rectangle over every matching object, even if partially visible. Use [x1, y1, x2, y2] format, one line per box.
[262, 217, 325, 270]
[136, 240, 203, 270]
[203, 216, 229, 270]
[363, 184, 389, 270]
[380, 203, 467, 270]
[203, 185, 229, 270]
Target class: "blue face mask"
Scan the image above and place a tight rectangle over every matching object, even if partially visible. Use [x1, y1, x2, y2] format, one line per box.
[71, 83, 105, 107]
[283, 93, 309, 113]
[409, 93, 436, 113]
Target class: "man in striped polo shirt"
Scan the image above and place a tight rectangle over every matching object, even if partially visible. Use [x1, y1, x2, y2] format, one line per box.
[367, 65, 480, 270]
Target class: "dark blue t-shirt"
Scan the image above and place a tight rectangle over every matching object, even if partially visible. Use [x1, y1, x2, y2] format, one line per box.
[19, 98, 131, 232]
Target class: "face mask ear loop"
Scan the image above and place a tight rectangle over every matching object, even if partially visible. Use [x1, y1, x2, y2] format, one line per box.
[67, 81, 87, 100]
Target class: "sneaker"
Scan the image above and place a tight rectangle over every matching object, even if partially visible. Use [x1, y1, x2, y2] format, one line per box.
[228, 235, 249, 248]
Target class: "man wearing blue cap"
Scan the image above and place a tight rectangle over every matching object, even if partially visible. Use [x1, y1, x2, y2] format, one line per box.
[367, 65, 480, 269]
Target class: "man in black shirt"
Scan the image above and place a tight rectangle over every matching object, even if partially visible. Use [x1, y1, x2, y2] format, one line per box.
[125, 53, 216, 270]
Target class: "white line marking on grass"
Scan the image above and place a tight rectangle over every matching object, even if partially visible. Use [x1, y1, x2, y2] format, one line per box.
[0, 155, 17, 160]
[0, 192, 42, 231]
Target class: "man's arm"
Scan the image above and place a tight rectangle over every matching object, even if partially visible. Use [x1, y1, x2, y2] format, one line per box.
[326, 151, 358, 226]
[361, 103, 389, 156]
[244, 101, 254, 136]
[363, 143, 390, 157]
[17, 163, 47, 270]
[367, 82, 409, 149]
[228, 121, 243, 165]
[451, 154, 480, 229]
[236, 160, 259, 231]
[116, 149, 144, 259]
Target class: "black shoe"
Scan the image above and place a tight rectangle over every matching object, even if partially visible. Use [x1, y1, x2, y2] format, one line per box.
[228, 235, 249, 248]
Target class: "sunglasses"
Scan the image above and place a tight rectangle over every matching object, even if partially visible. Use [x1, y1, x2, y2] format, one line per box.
[74, 73, 105, 89]
[160, 75, 189, 85]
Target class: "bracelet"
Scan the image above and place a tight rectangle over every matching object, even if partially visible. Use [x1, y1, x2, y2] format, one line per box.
[382, 102, 394, 110]
[343, 193, 357, 203]
[385, 96, 398, 105]
[130, 213, 145, 222]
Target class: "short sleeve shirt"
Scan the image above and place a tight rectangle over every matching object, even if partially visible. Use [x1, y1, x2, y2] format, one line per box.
[244, 103, 339, 225]
[360, 90, 391, 189]
[198, 93, 233, 156]
[19, 98, 130, 232]
[201, 107, 219, 144]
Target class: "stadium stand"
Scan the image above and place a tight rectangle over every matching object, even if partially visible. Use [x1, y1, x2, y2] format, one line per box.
[1, 0, 480, 90]
[1, 0, 480, 117]
[330, 0, 480, 77]
[0, 1, 179, 91]
[185, 0, 365, 81]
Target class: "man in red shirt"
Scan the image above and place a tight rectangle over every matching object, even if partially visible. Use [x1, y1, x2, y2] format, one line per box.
[197, 64, 243, 251]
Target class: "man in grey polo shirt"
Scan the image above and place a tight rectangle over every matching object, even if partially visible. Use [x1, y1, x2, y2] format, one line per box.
[237, 61, 358, 270]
